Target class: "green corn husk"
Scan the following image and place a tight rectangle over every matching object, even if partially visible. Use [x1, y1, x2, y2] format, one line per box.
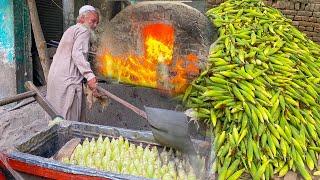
[183, 0, 320, 179]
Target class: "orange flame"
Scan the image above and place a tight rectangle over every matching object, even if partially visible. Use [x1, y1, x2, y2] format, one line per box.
[98, 23, 200, 95]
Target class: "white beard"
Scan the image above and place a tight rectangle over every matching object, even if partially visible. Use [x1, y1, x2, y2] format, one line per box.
[82, 23, 98, 44]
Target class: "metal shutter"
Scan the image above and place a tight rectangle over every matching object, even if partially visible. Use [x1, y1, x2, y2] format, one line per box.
[36, 0, 63, 41]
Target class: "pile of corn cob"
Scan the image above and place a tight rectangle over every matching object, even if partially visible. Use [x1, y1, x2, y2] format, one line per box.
[62, 135, 204, 179]
[183, 0, 320, 179]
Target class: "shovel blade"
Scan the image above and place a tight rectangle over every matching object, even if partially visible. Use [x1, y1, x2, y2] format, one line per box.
[144, 106, 195, 153]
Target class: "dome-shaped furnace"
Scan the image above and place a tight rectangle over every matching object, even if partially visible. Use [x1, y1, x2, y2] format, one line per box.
[97, 1, 217, 95]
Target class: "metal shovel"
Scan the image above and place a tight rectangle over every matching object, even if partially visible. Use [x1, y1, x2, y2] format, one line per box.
[96, 86, 196, 154]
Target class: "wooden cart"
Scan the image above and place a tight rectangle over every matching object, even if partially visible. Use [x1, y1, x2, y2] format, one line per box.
[0, 120, 211, 179]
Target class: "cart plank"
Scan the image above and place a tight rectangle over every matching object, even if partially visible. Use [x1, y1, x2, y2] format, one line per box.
[51, 138, 81, 161]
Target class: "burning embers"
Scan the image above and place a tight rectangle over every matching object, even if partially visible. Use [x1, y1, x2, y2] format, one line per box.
[98, 23, 200, 95]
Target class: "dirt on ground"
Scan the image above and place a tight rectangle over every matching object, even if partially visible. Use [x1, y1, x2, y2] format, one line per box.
[0, 102, 50, 150]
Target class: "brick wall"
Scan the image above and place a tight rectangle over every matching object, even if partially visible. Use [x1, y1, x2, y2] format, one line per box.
[207, 0, 320, 43]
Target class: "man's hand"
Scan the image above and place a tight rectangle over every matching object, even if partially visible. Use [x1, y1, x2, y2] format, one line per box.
[87, 77, 100, 97]
[87, 77, 97, 89]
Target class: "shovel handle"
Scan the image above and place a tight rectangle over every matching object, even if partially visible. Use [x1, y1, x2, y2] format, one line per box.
[96, 86, 147, 119]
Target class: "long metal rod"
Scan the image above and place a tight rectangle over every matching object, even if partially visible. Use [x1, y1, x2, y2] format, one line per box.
[0, 91, 36, 106]
[96, 86, 148, 119]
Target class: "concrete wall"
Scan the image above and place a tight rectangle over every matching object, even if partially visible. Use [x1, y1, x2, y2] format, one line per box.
[63, 0, 75, 31]
[0, 0, 16, 98]
[207, 0, 320, 43]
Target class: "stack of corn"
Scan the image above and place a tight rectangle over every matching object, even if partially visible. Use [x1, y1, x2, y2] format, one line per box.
[183, 0, 320, 179]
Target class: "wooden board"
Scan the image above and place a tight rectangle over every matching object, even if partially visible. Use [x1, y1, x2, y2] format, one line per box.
[51, 138, 81, 161]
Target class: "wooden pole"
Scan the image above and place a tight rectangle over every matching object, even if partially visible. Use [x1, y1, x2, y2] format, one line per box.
[25, 81, 59, 118]
[27, 0, 50, 83]
[0, 91, 36, 106]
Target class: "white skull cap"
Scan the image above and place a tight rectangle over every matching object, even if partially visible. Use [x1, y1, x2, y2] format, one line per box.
[79, 5, 96, 15]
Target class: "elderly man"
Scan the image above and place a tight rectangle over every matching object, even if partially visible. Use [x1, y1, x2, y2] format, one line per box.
[47, 5, 100, 121]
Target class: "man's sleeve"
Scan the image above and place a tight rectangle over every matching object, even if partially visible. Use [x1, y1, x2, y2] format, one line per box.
[71, 30, 95, 81]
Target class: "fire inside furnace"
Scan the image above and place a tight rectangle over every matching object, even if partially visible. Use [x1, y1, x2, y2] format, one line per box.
[98, 23, 199, 95]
